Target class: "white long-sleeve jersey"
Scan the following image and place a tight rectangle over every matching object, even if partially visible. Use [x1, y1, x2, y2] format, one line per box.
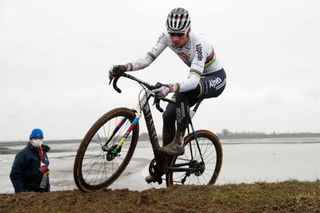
[128, 31, 223, 92]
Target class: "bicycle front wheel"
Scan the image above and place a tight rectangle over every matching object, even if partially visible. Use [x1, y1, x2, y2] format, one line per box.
[73, 107, 139, 192]
[166, 130, 223, 187]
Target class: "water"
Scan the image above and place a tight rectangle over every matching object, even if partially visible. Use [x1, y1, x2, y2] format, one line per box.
[1, 138, 320, 194]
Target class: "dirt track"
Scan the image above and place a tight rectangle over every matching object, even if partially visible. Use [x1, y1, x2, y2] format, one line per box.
[1, 181, 320, 213]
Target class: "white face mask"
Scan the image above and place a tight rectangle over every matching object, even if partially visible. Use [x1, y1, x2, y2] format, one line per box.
[32, 139, 43, 148]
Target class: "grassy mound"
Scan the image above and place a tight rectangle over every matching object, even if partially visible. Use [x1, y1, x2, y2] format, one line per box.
[1, 180, 319, 212]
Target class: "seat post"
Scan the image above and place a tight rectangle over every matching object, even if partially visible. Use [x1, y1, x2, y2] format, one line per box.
[189, 99, 203, 119]
[187, 98, 203, 138]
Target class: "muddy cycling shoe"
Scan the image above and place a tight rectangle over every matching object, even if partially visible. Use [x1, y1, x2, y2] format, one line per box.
[158, 140, 184, 156]
[145, 174, 162, 184]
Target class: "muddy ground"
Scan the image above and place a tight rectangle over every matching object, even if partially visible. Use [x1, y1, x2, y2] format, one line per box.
[1, 180, 320, 213]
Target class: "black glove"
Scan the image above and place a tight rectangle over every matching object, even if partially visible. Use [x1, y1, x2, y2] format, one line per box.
[109, 65, 127, 81]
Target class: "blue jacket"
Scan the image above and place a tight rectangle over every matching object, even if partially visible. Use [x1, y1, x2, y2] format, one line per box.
[10, 143, 50, 193]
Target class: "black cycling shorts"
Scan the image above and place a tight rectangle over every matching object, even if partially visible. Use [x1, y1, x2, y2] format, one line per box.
[179, 68, 226, 106]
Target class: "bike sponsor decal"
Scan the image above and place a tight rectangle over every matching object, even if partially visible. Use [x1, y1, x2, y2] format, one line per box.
[216, 78, 226, 90]
[196, 44, 203, 61]
[209, 77, 222, 89]
[143, 103, 158, 142]
[181, 102, 186, 119]
[176, 102, 186, 124]
[176, 107, 182, 123]
[157, 33, 166, 44]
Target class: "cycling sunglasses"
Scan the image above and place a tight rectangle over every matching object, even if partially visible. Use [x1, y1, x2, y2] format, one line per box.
[168, 32, 186, 37]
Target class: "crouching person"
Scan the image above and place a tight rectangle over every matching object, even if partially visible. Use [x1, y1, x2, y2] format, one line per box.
[10, 128, 50, 193]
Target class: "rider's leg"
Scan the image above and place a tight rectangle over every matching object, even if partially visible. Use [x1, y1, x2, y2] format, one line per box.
[146, 102, 177, 183]
[146, 70, 227, 182]
[145, 166, 164, 184]
[161, 90, 202, 147]
[146, 95, 191, 182]
[158, 69, 227, 156]
[162, 102, 176, 146]
[159, 92, 193, 156]
[200, 69, 226, 99]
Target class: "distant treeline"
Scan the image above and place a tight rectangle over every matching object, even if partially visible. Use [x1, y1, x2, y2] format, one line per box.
[217, 129, 320, 139]
[2, 130, 320, 145]
[138, 130, 320, 140]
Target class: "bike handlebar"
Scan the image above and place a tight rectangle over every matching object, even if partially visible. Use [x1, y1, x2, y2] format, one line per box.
[108, 73, 173, 112]
[111, 76, 122, 93]
[109, 73, 158, 92]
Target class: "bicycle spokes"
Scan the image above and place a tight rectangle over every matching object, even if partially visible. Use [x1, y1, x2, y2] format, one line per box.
[188, 121, 205, 164]
[103, 116, 140, 159]
[167, 131, 222, 186]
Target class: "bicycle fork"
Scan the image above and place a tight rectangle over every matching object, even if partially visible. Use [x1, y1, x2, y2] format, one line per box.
[102, 112, 141, 155]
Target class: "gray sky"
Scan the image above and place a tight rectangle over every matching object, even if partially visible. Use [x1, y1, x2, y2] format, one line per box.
[1, 0, 320, 141]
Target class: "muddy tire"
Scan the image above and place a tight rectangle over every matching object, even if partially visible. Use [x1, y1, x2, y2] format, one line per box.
[73, 107, 139, 192]
[166, 130, 223, 187]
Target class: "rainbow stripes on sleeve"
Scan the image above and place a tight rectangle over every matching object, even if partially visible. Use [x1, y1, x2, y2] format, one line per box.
[190, 69, 202, 78]
[146, 52, 156, 61]
[204, 48, 216, 68]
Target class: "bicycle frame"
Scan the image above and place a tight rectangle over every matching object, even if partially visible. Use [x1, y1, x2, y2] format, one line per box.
[102, 88, 161, 156]
[108, 73, 206, 174]
[74, 72, 222, 191]
[139, 91, 162, 156]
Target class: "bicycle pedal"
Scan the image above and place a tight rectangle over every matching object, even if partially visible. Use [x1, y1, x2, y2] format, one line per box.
[156, 178, 163, 185]
[145, 174, 163, 184]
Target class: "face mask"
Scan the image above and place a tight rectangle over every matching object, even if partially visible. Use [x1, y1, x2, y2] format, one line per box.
[32, 139, 43, 148]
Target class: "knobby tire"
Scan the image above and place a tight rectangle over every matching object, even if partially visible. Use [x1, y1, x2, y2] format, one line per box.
[73, 107, 139, 192]
[166, 130, 223, 187]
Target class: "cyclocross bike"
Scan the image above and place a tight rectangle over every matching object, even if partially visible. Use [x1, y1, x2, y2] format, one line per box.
[73, 73, 223, 192]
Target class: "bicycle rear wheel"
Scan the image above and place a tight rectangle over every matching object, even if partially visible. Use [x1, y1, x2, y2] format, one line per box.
[166, 130, 223, 187]
[73, 107, 139, 192]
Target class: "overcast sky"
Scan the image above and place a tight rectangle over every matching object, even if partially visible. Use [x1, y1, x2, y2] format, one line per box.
[1, 0, 319, 141]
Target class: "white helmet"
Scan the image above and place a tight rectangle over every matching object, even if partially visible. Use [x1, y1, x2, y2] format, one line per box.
[166, 7, 191, 33]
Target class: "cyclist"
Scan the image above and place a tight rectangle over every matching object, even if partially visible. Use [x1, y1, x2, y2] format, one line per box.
[109, 7, 226, 182]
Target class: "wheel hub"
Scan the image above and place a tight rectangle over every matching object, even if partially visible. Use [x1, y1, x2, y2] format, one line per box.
[106, 144, 120, 161]
[191, 161, 205, 176]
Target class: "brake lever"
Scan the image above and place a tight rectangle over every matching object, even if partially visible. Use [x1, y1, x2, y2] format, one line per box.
[153, 93, 164, 113]
[111, 76, 121, 93]
[156, 102, 164, 113]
